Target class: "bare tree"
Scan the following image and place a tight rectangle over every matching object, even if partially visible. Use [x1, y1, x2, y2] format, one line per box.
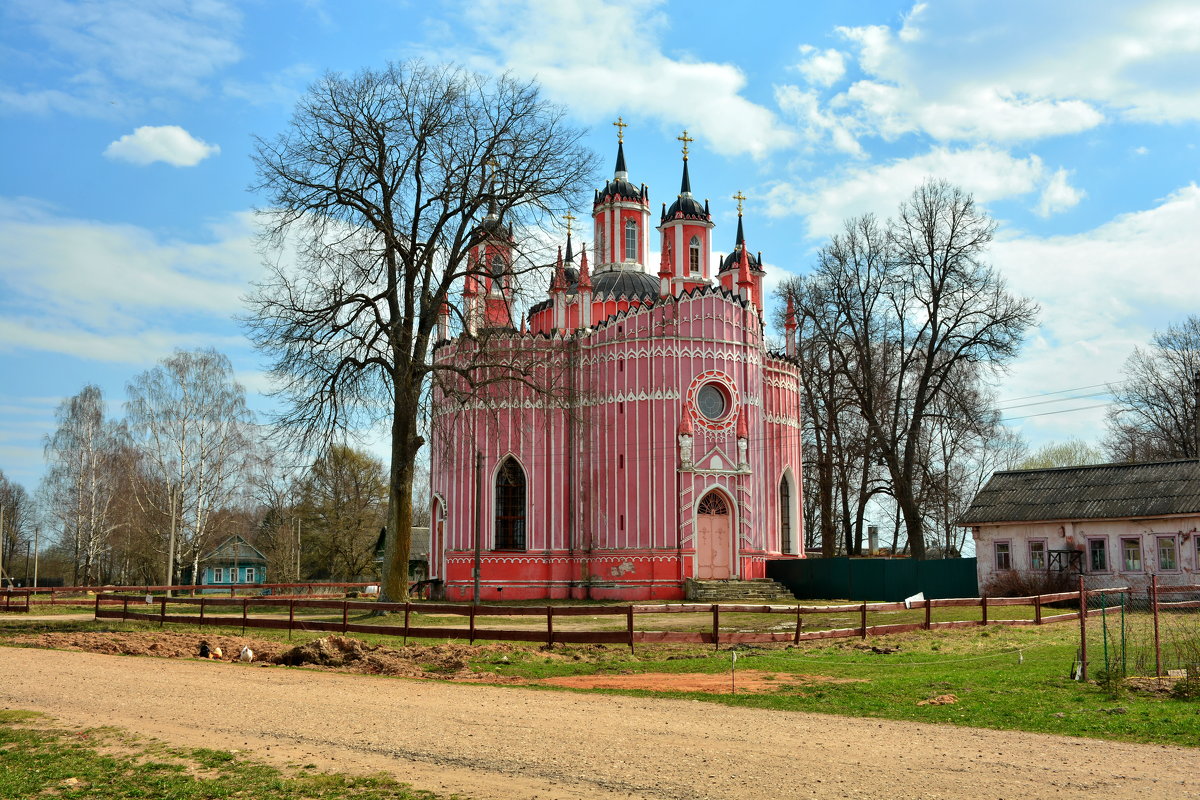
[1019, 437, 1104, 469]
[125, 349, 255, 588]
[786, 180, 1038, 559]
[1105, 315, 1200, 461]
[245, 61, 593, 601]
[40, 386, 126, 585]
[0, 470, 33, 586]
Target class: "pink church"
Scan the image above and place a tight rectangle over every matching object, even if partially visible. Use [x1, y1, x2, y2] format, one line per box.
[429, 131, 805, 600]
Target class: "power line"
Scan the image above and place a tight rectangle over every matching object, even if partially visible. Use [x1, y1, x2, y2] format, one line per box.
[995, 381, 1121, 404]
[994, 390, 1114, 411]
[1000, 403, 1111, 422]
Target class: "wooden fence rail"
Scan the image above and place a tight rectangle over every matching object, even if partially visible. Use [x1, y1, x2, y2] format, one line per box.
[92, 588, 1104, 651]
[6, 582, 376, 605]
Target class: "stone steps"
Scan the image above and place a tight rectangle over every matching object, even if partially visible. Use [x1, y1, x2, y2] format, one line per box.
[684, 578, 796, 602]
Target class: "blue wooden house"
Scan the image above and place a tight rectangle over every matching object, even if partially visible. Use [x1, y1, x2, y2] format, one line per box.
[200, 535, 267, 591]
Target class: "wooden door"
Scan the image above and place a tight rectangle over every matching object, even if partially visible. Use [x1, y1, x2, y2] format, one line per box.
[696, 492, 733, 579]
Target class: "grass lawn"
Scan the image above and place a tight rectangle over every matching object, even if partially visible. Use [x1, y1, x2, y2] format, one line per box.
[0, 710, 455, 800]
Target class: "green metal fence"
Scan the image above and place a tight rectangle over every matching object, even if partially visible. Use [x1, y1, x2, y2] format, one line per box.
[767, 557, 979, 601]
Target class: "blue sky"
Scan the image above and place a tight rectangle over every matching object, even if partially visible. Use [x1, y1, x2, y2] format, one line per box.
[2, 0, 1199, 491]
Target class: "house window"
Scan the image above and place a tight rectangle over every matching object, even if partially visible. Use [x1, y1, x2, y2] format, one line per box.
[213, 568, 223, 583]
[779, 475, 792, 554]
[1089, 538, 1108, 572]
[1028, 540, 1046, 570]
[994, 541, 1011, 571]
[245, 567, 255, 583]
[624, 220, 637, 261]
[494, 457, 526, 550]
[1122, 538, 1142, 572]
[1158, 536, 1178, 571]
[689, 236, 700, 274]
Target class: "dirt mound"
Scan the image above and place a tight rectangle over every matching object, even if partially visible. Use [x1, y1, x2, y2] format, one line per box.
[6, 631, 285, 661]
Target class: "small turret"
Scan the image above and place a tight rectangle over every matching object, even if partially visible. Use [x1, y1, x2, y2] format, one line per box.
[784, 294, 797, 357]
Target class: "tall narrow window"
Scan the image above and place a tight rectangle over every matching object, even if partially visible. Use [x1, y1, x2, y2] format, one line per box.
[779, 476, 792, 554]
[245, 567, 255, 583]
[994, 541, 1011, 571]
[1158, 536, 1177, 571]
[213, 568, 223, 583]
[1089, 538, 1108, 572]
[1122, 538, 1142, 572]
[491, 254, 505, 286]
[689, 236, 701, 274]
[1029, 540, 1046, 570]
[624, 219, 638, 261]
[494, 457, 526, 550]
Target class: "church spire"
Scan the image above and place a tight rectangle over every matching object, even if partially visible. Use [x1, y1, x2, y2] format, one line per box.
[677, 129, 694, 195]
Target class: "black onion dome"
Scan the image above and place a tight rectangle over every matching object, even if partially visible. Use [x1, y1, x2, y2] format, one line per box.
[596, 177, 644, 204]
[664, 194, 709, 221]
[472, 216, 512, 241]
[591, 269, 659, 299]
[719, 246, 761, 273]
[563, 266, 580, 288]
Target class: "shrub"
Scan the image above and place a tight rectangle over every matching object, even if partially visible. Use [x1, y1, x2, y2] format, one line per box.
[983, 569, 1075, 598]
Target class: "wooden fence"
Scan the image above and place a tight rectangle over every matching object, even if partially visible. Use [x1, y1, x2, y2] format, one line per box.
[91, 588, 1097, 652]
[1, 582, 375, 607]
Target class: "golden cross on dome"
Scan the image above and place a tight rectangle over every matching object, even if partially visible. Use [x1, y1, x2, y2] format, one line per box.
[563, 211, 576, 236]
[733, 190, 746, 215]
[677, 129, 694, 160]
[612, 116, 628, 143]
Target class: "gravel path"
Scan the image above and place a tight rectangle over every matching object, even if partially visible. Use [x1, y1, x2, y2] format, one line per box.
[2, 646, 1197, 800]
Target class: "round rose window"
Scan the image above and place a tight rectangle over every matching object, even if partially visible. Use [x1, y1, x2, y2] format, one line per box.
[696, 384, 729, 421]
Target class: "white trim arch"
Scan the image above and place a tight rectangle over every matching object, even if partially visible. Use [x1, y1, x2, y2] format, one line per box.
[491, 453, 529, 551]
[779, 467, 798, 555]
[431, 492, 447, 578]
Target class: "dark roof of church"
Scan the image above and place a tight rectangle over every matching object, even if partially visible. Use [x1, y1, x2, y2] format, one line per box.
[589, 269, 659, 299]
[959, 459, 1200, 524]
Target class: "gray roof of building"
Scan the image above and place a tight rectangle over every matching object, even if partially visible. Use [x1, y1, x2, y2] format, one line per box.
[959, 459, 1200, 525]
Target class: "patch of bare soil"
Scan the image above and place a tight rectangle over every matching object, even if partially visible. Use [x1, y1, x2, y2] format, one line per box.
[538, 669, 865, 694]
[4, 630, 524, 682]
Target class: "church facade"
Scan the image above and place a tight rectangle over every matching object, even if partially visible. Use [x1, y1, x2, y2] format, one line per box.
[429, 130, 805, 600]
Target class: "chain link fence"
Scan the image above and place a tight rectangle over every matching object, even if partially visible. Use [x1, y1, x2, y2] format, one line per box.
[1087, 578, 1200, 683]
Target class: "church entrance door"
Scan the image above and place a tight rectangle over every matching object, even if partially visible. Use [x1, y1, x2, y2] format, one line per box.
[695, 491, 733, 579]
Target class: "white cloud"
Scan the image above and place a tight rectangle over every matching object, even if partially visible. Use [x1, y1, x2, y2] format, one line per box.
[0, 199, 258, 361]
[460, 0, 795, 159]
[1, 0, 241, 115]
[1035, 168, 1085, 217]
[797, 46, 846, 88]
[785, 1, 1200, 149]
[104, 125, 219, 166]
[765, 146, 1048, 237]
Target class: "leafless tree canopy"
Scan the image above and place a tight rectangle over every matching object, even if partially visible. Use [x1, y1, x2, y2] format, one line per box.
[780, 179, 1039, 559]
[245, 61, 595, 601]
[1105, 315, 1200, 461]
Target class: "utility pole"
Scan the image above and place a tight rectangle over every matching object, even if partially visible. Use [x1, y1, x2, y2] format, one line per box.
[473, 450, 483, 605]
[32, 525, 39, 589]
[0, 505, 6, 588]
[1193, 371, 1200, 458]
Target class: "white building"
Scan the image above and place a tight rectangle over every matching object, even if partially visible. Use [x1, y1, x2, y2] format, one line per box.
[961, 459, 1200, 592]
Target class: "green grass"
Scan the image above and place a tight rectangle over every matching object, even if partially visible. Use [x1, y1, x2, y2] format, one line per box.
[0, 710, 456, 800]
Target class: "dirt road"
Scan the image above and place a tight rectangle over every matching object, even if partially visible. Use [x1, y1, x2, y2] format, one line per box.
[1, 646, 1196, 800]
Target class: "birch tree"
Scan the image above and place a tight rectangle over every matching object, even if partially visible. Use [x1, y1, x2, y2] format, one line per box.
[125, 349, 255, 587]
[40, 386, 125, 585]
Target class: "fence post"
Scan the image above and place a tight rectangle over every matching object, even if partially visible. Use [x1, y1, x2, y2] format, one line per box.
[342, 600, 349, 634]
[288, 599, 295, 640]
[712, 604, 720, 650]
[861, 602, 868, 638]
[122, 595, 128, 622]
[403, 602, 411, 645]
[981, 596, 988, 626]
[160, 597, 166, 628]
[627, 604, 635, 654]
[469, 603, 476, 645]
[94, 593, 100, 619]
[546, 606, 554, 649]
[1035, 593, 1043, 625]
[924, 599, 931, 631]
[1078, 576, 1087, 681]
[242, 597, 248, 636]
[1151, 574, 1162, 678]
[793, 604, 802, 645]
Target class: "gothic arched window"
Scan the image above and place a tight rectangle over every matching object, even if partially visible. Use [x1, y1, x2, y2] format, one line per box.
[494, 457, 526, 550]
[624, 219, 638, 261]
[689, 236, 701, 274]
[779, 474, 792, 554]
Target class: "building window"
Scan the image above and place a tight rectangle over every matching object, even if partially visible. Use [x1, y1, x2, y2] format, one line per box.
[696, 383, 729, 421]
[230, 568, 238, 584]
[1122, 538, 1142, 572]
[491, 254, 505, 284]
[624, 219, 637, 261]
[689, 236, 700, 274]
[245, 567, 255, 583]
[1158, 536, 1178, 571]
[1089, 538, 1108, 572]
[779, 476, 792, 554]
[1028, 540, 1046, 570]
[494, 457, 526, 550]
[213, 568, 223, 583]
[994, 541, 1011, 571]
